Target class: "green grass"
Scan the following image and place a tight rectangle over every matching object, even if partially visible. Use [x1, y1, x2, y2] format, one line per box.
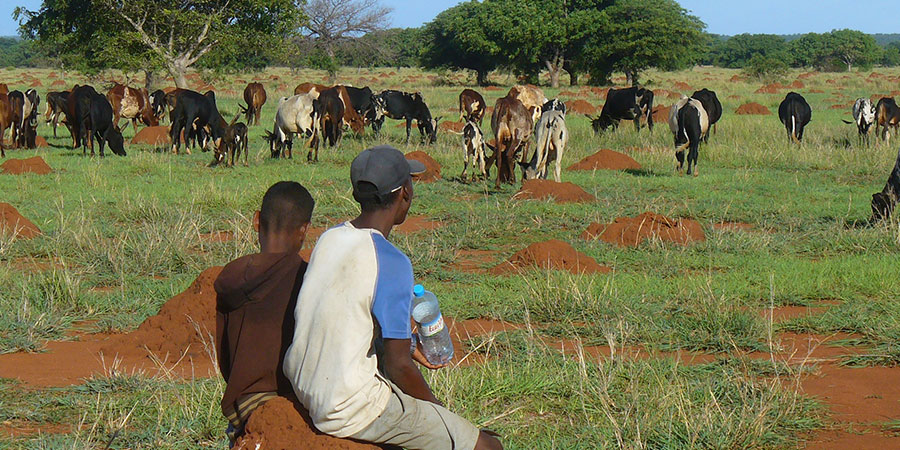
[1, 65, 899, 447]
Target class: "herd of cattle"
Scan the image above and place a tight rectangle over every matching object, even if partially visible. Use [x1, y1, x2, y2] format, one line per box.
[3, 79, 900, 188]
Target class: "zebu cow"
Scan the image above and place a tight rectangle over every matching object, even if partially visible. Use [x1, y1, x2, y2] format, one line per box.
[70, 85, 126, 157]
[508, 85, 546, 124]
[8, 89, 39, 148]
[690, 88, 721, 141]
[169, 89, 226, 155]
[264, 94, 320, 161]
[376, 90, 441, 144]
[459, 89, 486, 126]
[590, 86, 654, 132]
[842, 98, 876, 145]
[240, 82, 266, 126]
[778, 92, 812, 144]
[294, 83, 365, 134]
[318, 88, 344, 147]
[107, 84, 158, 134]
[874, 97, 900, 144]
[461, 120, 489, 181]
[669, 96, 709, 176]
[345, 86, 385, 133]
[522, 109, 568, 182]
[487, 95, 533, 188]
[0, 95, 11, 157]
[45, 91, 69, 138]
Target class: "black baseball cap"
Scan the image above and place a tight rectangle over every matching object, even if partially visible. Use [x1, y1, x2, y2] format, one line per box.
[351, 145, 426, 201]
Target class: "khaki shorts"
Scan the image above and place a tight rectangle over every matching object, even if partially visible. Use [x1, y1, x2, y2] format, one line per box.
[349, 380, 481, 450]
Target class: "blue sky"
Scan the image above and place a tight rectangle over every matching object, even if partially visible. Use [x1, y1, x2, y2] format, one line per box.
[2, 0, 898, 37]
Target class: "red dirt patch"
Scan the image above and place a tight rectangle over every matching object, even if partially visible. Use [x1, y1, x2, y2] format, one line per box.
[34, 136, 48, 148]
[50, 79, 66, 87]
[798, 71, 818, 79]
[760, 305, 826, 323]
[483, 86, 502, 91]
[582, 212, 705, 247]
[8, 256, 63, 272]
[808, 89, 824, 94]
[132, 126, 172, 145]
[490, 239, 609, 275]
[447, 249, 499, 274]
[713, 221, 753, 231]
[651, 105, 670, 124]
[1, 156, 52, 175]
[755, 83, 784, 94]
[729, 74, 745, 82]
[405, 151, 441, 182]
[566, 99, 596, 115]
[790, 80, 805, 89]
[514, 179, 595, 203]
[727, 95, 740, 100]
[567, 148, 641, 171]
[735, 102, 771, 115]
[0, 421, 72, 438]
[232, 396, 384, 450]
[0, 203, 41, 239]
[393, 215, 443, 234]
[558, 90, 579, 97]
[672, 81, 692, 91]
[439, 120, 465, 133]
[199, 230, 234, 243]
[29, 80, 42, 87]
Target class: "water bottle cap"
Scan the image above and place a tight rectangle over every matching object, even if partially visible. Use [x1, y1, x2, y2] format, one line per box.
[413, 284, 424, 297]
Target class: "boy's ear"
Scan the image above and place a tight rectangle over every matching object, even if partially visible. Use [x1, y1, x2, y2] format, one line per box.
[253, 211, 261, 233]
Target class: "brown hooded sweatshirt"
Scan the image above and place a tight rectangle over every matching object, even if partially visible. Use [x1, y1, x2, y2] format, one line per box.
[214, 252, 307, 428]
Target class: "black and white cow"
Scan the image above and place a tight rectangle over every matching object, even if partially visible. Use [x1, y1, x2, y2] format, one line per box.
[589, 86, 654, 132]
[541, 98, 566, 115]
[45, 91, 70, 138]
[669, 97, 709, 176]
[344, 86, 384, 133]
[461, 119, 490, 181]
[169, 89, 226, 155]
[690, 88, 722, 142]
[778, 92, 812, 144]
[842, 98, 876, 145]
[375, 90, 441, 144]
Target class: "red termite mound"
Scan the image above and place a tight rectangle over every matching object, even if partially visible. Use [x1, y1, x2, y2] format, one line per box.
[0, 203, 41, 239]
[405, 151, 441, 182]
[514, 179, 595, 203]
[491, 239, 609, 275]
[582, 212, 705, 247]
[1, 156, 52, 175]
[735, 102, 771, 115]
[567, 149, 641, 171]
[565, 99, 596, 115]
[132, 126, 173, 145]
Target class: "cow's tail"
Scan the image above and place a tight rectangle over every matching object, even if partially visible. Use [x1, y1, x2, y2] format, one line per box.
[790, 115, 800, 144]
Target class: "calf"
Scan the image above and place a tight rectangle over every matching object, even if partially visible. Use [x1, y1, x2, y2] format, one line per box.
[590, 86, 654, 132]
[522, 110, 568, 182]
[461, 119, 489, 181]
[264, 93, 320, 161]
[487, 95, 533, 188]
[669, 97, 709, 176]
[169, 89, 226, 155]
[107, 83, 158, 134]
[376, 90, 441, 144]
[778, 92, 812, 144]
[842, 98, 876, 145]
[508, 85, 546, 124]
[212, 118, 249, 167]
[240, 82, 266, 126]
[44, 91, 69, 138]
[458, 89, 486, 126]
[690, 88, 721, 141]
[874, 97, 900, 144]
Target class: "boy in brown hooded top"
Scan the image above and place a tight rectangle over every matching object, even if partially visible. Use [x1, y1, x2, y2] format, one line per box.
[214, 181, 314, 443]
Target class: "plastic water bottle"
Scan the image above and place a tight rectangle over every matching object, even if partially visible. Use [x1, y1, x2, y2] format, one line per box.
[412, 284, 454, 365]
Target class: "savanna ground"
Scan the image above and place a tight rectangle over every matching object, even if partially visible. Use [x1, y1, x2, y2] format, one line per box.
[0, 65, 899, 449]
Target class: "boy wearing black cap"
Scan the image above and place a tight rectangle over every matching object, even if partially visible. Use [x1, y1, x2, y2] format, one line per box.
[214, 181, 314, 444]
[284, 146, 502, 450]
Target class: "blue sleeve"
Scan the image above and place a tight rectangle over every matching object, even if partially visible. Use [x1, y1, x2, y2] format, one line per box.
[371, 234, 413, 340]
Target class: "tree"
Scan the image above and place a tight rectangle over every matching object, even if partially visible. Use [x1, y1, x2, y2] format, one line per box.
[16, 0, 304, 88]
[582, 0, 707, 85]
[421, 1, 501, 86]
[709, 33, 790, 68]
[829, 29, 881, 72]
[882, 42, 900, 67]
[302, 0, 392, 78]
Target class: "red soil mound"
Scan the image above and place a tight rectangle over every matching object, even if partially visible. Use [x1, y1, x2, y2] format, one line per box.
[132, 126, 172, 145]
[405, 151, 441, 182]
[735, 102, 771, 115]
[34, 136, 48, 148]
[727, 95, 740, 100]
[394, 215, 443, 234]
[566, 99, 596, 115]
[483, 86, 502, 91]
[439, 120, 465, 133]
[491, 239, 609, 275]
[651, 105, 670, 124]
[755, 83, 783, 94]
[232, 397, 384, 450]
[29, 80, 42, 87]
[729, 74, 745, 82]
[567, 149, 641, 171]
[582, 212, 705, 247]
[514, 179, 595, 203]
[1, 156, 52, 175]
[0, 203, 41, 239]
[808, 89, 824, 94]
[790, 80, 805, 89]
[798, 71, 818, 79]
[672, 81, 692, 91]
[50, 79, 66, 87]
[100, 266, 223, 364]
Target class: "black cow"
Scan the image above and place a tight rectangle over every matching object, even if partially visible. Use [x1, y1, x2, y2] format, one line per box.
[690, 88, 722, 142]
[376, 90, 441, 144]
[318, 88, 344, 147]
[169, 89, 226, 155]
[589, 87, 654, 132]
[45, 91, 69, 138]
[149, 89, 168, 123]
[778, 92, 812, 144]
[345, 86, 384, 133]
[70, 85, 126, 157]
[872, 146, 900, 221]
[673, 100, 708, 176]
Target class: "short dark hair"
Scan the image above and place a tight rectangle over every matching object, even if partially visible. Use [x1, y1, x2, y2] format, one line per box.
[259, 181, 315, 232]
[355, 181, 400, 211]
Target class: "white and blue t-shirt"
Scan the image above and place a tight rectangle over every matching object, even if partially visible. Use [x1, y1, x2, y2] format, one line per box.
[284, 222, 414, 437]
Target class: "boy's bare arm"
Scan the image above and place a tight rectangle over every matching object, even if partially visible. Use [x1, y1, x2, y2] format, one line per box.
[381, 338, 442, 406]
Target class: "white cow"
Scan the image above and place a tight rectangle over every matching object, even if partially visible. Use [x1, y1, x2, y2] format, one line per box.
[266, 94, 320, 161]
[843, 98, 876, 145]
[523, 110, 568, 182]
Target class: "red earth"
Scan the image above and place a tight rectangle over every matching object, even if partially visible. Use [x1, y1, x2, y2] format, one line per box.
[490, 239, 610, 275]
[514, 179, 595, 203]
[405, 150, 441, 182]
[567, 149, 641, 171]
[0, 202, 41, 239]
[582, 212, 705, 247]
[0, 156, 52, 175]
[735, 102, 772, 115]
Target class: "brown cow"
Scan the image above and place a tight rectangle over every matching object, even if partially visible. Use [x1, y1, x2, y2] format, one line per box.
[0, 83, 8, 94]
[240, 82, 266, 126]
[294, 83, 365, 134]
[875, 97, 900, 144]
[107, 83, 158, 134]
[0, 94, 11, 157]
[294, 83, 329, 95]
[487, 96, 533, 188]
[459, 88, 486, 126]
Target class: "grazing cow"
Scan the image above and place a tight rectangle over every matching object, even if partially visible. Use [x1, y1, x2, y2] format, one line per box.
[874, 97, 900, 144]
[690, 88, 722, 141]
[458, 89, 486, 126]
[668, 96, 709, 176]
[376, 90, 441, 144]
[169, 89, 226, 155]
[318, 88, 344, 147]
[70, 86, 126, 157]
[7, 90, 23, 146]
[541, 98, 567, 115]
[507, 85, 546, 124]
[842, 98, 876, 145]
[778, 92, 812, 144]
[461, 119, 489, 181]
[107, 84, 158, 134]
[7, 90, 39, 148]
[522, 109, 568, 182]
[211, 118, 249, 167]
[240, 82, 267, 126]
[589, 86, 654, 132]
[345, 86, 385, 132]
[871, 146, 900, 221]
[44, 91, 69, 138]
[0, 95, 11, 157]
[149, 89, 167, 122]
[293, 84, 364, 134]
[487, 96, 533, 188]
[264, 94, 320, 161]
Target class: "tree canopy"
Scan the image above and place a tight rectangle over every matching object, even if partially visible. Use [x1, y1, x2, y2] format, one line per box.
[420, 1, 501, 86]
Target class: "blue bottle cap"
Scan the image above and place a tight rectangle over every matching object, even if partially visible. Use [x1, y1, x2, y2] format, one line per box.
[413, 284, 425, 297]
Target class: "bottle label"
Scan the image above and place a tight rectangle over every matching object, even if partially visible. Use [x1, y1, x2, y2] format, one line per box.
[420, 314, 445, 337]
